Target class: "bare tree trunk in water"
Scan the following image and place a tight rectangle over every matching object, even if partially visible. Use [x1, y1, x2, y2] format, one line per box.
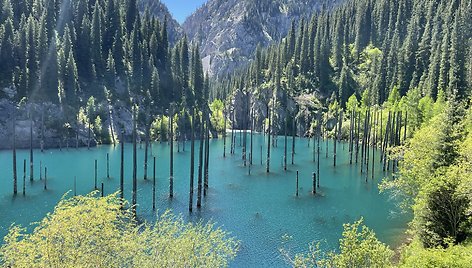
[169, 106, 174, 198]
[204, 110, 210, 196]
[266, 105, 271, 173]
[144, 113, 150, 180]
[13, 110, 17, 195]
[30, 112, 34, 181]
[132, 108, 137, 216]
[189, 109, 195, 212]
[120, 132, 124, 201]
[197, 114, 204, 208]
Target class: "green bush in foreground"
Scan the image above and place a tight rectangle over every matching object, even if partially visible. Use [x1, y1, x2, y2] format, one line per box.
[282, 218, 393, 268]
[399, 239, 472, 268]
[0, 193, 238, 268]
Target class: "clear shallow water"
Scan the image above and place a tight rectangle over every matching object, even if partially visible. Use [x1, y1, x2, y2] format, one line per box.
[0, 134, 409, 267]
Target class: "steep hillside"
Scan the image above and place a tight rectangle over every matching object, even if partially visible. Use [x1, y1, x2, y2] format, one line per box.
[138, 0, 183, 44]
[183, 0, 340, 77]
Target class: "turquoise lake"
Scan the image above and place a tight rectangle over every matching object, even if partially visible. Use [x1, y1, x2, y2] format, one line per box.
[0, 134, 409, 267]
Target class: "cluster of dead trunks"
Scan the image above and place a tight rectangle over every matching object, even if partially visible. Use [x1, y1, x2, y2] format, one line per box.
[10, 101, 406, 219]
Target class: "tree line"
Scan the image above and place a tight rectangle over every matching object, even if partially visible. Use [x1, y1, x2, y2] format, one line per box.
[0, 0, 211, 143]
[216, 0, 471, 111]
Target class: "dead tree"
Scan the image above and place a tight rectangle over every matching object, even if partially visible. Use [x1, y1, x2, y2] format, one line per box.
[29, 112, 34, 181]
[266, 105, 271, 173]
[120, 131, 124, 201]
[12, 110, 17, 195]
[132, 107, 137, 216]
[204, 109, 210, 196]
[169, 105, 174, 198]
[189, 109, 195, 212]
[197, 114, 204, 208]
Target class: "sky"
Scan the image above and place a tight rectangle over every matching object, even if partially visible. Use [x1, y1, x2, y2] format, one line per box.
[161, 0, 207, 24]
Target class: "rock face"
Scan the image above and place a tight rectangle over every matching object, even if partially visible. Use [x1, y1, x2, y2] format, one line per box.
[0, 99, 148, 150]
[0, 100, 95, 150]
[183, 0, 340, 77]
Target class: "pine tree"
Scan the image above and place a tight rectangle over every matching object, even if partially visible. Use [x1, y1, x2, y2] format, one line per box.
[103, 0, 119, 55]
[64, 49, 80, 100]
[91, 0, 103, 78]
[76, 17, 93, 80]
[0, 18, 15, 85]
[126, 0, 138, 34]
[112, 25, 125, 77]
[448, 15, 466, 99]
[130, 23, 142, 95]
[150, 67, 160, 107]
[106, 50, 116, 89]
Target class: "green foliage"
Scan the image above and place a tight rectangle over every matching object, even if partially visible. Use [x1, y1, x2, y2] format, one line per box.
[151, 115, 169, 141]
[217, 0, 471, 110]
[282, 218, 393, 268]
[382, 98, 472, 253]
[210, 99, 226, 133]
[345, 94, 359, 113]
[329, 218, 393, 268]
[94, 115, 104, 144]
[0, 193, 239, 267]
[399, 239, 472, 268]
[414, 168, 471, 248]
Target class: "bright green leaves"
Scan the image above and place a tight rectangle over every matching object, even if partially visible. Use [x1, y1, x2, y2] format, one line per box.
[0, 193, 239, 268]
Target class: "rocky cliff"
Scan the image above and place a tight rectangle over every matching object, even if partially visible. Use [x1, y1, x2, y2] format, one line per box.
[183, 0, 340, 77]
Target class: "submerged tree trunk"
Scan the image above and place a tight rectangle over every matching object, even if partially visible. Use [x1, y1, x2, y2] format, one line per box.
[30, 113, 34, 181]
[284, 117, 288, 171]
[120, 132, 124, 201]
[144, 117, 150, 180]
[266, 105, 271, 173]
[292, 116, 296, 165]
[383, 112, 391, 171]
[13, 111, 17, 195]
[44, 167, 47, 190]
[230, 111, 235, 155]
[325, 126, 329, 159]
[169, 106, 174, 198]
[107, 153, 110, 179]
[41, 108, 45, 152]
[356, 112, 361, 164]
[223, 105, 227, 157]
[197, 115, 204, 208]
[349, 110, 355, 165]
[380, 111, 384, 163]
[94, 159, 98, 190]
[204, 111, 210, 196]
[317, 112, 321, 187]
[250, 108, 254, 165]
[372, 110, 377, 180]
[189, 109, 195, 212]
[23, 159, 26, 195]
[132, 108, 137, 216]
[333, 113, 338, 167]
[153, 157, 156, 210]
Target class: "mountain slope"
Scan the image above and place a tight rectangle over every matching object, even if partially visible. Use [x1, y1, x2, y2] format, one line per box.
[138, 0, 183, 44]
[183, 0, 340, 77]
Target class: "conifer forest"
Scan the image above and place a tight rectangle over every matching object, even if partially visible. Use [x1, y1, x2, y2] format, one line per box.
[0, 0, 471, 267]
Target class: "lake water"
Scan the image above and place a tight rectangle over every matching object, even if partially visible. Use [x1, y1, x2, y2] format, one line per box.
[0, 134, 409, 267]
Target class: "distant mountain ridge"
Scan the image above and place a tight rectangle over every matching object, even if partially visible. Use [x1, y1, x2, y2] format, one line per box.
[182, 0, 341, 77]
